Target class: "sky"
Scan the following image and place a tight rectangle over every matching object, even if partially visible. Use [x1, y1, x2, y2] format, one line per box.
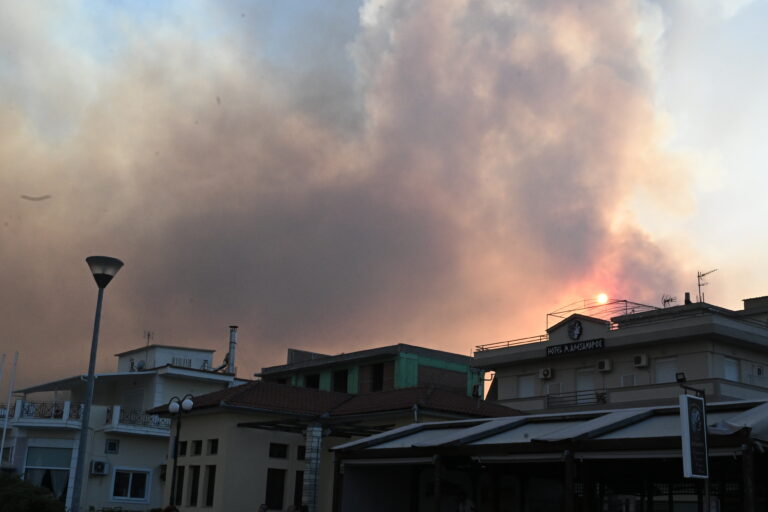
[2, 0, 768, 392]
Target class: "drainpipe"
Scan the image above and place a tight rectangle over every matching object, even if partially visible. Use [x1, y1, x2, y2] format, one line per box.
[303, 423, 323, 512]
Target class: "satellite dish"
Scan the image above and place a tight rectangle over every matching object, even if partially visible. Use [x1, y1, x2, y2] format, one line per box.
[136, 360, 146, 371]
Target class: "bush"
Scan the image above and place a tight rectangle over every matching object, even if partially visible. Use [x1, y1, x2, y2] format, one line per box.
[0, 472, 65, 512]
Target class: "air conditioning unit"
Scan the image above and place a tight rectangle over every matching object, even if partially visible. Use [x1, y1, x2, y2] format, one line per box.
[597, 359, 612, 372]
[90, 460, 109, 476]
[539, 368, 554, 380]
[633, 354, 649, 368]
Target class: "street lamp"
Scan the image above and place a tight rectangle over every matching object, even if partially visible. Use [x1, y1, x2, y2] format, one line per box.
[71, 256, 124, 512]
[168, 394, 194, 507]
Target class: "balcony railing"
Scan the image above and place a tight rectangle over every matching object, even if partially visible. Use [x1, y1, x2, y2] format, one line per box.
[105, 406, 170, 431]
[546, 389, 608, 409]
[0, 403, 14, 419]
[17, 401, 83, 421]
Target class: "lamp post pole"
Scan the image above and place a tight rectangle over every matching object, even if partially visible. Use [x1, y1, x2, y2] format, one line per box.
[168, 394, 193, 507]
[71, 256, 123, 512]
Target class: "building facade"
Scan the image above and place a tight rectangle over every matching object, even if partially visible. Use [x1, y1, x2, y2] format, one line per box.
[1, 341, 242, 511]
[476, 297, 768, 412]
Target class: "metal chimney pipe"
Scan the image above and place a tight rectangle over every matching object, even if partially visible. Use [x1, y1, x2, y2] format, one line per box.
[228, 326, 238, 375]
[685, 292, 692, 305]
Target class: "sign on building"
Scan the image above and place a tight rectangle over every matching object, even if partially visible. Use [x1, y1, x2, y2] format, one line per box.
[545, 338, 605, 357]
[679, 394, 708, 479]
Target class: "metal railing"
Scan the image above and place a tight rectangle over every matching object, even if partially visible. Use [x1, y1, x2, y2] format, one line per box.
[17, 401, 83, 420]
[0, 403, 14, 419]
[546, 389, 608, 409]
[476, 335, 548, 352]
[106, 406, 170, 430]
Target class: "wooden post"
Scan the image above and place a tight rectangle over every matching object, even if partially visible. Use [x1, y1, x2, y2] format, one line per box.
[433, 455, 442, 512]
[742, 442, 755, 512]
[564, 450, 575, 512]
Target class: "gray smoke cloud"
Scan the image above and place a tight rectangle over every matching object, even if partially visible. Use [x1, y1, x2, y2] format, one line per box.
[0, 0, 689, 390]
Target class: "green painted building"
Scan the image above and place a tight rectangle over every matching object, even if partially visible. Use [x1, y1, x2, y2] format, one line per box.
[258, 344, 483, 398]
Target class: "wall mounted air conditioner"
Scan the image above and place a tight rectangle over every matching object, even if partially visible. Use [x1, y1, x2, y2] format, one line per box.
[539, 368, 554, 380]
[633, 354, 649, 368]
[597, 359, 612, 372]
[90, 460, 109, 476]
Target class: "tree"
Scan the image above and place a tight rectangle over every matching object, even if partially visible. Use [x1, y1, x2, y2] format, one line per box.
[0, 472, 65, 512]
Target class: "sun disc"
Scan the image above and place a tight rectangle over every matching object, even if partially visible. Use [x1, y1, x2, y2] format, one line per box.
[597, 293, 608, 304]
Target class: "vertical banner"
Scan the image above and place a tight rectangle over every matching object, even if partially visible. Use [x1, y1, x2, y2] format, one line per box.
[680, 394, 708, 478]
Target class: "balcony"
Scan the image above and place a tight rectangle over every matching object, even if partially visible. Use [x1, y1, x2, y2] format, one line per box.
[103, 405, 170, 437]
[9, 400, 83, 429]
[545, 389, 608, 409]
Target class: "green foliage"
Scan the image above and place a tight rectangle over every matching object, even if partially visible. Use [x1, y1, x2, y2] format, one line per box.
[0, 472, 65, 512]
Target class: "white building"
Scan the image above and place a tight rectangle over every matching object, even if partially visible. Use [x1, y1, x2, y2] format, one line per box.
[1, 336, 244, 511]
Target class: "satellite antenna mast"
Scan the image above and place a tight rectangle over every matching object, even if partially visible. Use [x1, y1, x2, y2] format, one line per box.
[697, 269, 718, 303]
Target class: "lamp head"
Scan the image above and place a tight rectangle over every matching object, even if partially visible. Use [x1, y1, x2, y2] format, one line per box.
[86, 256, 124, 289]
[181, 397, 194, 411]
[168, 400, 180, 414]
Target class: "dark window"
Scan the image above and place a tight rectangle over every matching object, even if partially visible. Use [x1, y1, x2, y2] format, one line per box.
[105, 439, 119, 454]
[333, 370, 348, 393]
[265, 468, 286, 510]
[371, 363, 384, 391]
[179, 441, 187, 457]
[297, 445, 306, 460]
[192, 440, 203, 456]
[294, 470, 304, 508]
[207, 439, 218, 455]
[304, 374, 320, 389]
[112, 470, 148, 500]
[188, 465, 200, 506]
[174, 466, 185, 505]
[205, 465, 216, 507]
[269, 443, 288, 459]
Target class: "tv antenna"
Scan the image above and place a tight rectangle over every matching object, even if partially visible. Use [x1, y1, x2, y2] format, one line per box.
[143, 330, 154, 346]
[697, 269, 718, 302]
[661, 294, 677, 308]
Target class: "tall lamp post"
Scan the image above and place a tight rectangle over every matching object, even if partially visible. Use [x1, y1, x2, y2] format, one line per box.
[71, 256, 124, 512]
[168, 394, 193, 507]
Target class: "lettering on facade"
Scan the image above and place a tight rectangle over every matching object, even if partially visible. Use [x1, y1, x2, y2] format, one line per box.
[545, 338, 605, 357]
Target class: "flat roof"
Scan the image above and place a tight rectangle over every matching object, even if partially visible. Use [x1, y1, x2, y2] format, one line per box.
[114, 344, 215, 357]
[259, 343, 472, 376]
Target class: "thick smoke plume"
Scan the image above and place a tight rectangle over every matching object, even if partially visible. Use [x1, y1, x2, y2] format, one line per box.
[0, 1, 688, 389]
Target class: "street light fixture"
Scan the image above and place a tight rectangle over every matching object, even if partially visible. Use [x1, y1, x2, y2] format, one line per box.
[71, 256, 124, 512]
[168, 394, 194, 507]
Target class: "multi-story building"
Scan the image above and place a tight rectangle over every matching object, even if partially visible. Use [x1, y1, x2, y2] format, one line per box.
[0, 331, 243, 512]
[153, 344, 508, 512]
[475, 296, 768, 411]
[259, 343, 484, 397]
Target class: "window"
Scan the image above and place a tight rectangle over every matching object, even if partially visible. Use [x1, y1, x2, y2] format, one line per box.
[724, 357, 739, 382]
[188, 465, 200, 506]
[105, 439, 120, 454]
[269, 443, 288, 459]
[2, 445, 14, 464]
[293, 470, 304, 508]
[172, 357, 192, 368]
[204, 465, 216, 507]
[24, 447, 72, 502]
[175, 466, 185, 505]
[545, 382, 561, 395]
[304, 374, 320, 389]
[297, 445, 306, 460]
[371, 363, 384, 392]
[179, 441, 188, 457]
[333, 369, 349, 393]
[112, 469, 150, 501]
[654, 357, 678, 384]
[621, 374, 636, 387]
[207, 439, 218, 455]
[265, 468, 286, 510]
[517, 374, 535, 398]
[192, 440, 203, 456]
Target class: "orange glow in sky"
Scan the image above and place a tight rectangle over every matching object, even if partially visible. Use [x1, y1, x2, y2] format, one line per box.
[597, 293, 609, 304]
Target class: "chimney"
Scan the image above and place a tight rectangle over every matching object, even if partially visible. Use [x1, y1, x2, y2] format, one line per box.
[228, 325, 238, 375]
[684, 292, 692, 305]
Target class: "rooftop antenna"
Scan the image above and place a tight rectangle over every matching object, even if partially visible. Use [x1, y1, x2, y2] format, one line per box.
[661, 294, 677, 308]
[697, 269, 718, 303]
